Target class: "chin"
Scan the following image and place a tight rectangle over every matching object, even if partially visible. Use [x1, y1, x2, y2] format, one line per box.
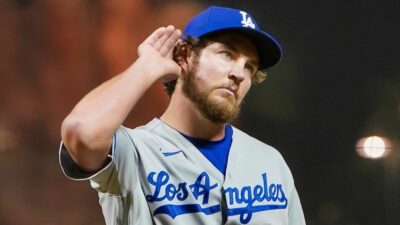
[210, 95, 236, 108]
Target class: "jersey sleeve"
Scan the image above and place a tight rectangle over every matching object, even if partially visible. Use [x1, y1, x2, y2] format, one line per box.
[59, 126, 140, 195]
[288, 185, 306, 225]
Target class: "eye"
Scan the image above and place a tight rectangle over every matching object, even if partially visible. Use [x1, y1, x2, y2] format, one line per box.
[245, 63, 256, 76]
[220, 50, 233, 59]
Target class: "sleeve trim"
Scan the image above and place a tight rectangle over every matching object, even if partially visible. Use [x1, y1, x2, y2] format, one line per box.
[58, 138, 114, 181]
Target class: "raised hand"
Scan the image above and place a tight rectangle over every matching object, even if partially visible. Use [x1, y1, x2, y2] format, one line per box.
[61, 26, 183, 173]
[138, 25, 182, 83]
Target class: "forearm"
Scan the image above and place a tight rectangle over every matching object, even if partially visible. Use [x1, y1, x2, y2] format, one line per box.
[61, 57, 159, 171]
[61, 25, 181, 172]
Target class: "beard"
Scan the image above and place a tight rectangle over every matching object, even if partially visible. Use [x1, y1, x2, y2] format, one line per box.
[181, 62, 241, 124]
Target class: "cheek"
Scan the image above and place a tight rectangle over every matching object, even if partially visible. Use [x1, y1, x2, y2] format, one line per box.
[198, 54, 230, 78]
[192, 69, 219, 91]
[239, 81, 252, 98]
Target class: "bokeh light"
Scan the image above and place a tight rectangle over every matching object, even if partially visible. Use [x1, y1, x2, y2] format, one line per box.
[356, 136, 392, 159]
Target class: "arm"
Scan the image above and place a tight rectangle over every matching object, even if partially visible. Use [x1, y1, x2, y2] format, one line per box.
[61, 25, 182, 172]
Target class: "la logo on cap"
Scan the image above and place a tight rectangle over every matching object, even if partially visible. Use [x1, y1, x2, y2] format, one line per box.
[239, 11, 256, 29]
[182, 6, 282, 69]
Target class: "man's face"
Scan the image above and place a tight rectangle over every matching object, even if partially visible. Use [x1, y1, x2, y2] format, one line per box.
[182, 33, 259, 123]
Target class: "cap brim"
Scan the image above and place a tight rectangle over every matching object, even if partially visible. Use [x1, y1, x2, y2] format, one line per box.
[198, 27, 282, 70]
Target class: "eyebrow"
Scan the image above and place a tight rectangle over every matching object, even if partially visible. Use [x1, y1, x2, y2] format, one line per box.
[220, 42, 259, 67]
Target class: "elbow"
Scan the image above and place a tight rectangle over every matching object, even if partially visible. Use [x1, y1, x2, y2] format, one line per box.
[61, 115, 90, 151]
[61, 115, 108, 155]
[61, 115, 111, 171]
[61, 114, 108, 152]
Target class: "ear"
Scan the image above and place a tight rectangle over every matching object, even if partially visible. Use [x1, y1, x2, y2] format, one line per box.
[173, 41, 192, 73]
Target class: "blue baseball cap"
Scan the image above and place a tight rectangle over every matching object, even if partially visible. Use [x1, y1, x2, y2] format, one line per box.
[183, 6, 282, 70]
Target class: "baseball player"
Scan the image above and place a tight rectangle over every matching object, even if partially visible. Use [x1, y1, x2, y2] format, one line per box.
[59, 6, 306, 225]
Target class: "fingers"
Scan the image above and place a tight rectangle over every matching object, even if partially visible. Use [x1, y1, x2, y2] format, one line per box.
[153, 25, 175, 50]
[142, 27, 167, 45]
[143, 25, 182, 56]
[159, 28, 182, 57]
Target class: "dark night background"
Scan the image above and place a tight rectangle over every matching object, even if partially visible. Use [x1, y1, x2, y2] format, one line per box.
[0, 0, 399, 224]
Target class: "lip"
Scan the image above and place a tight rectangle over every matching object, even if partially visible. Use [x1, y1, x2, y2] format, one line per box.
[218, 86, 237, 98]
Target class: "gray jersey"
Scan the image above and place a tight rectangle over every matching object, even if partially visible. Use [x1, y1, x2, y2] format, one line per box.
[59, 118, 306, 225]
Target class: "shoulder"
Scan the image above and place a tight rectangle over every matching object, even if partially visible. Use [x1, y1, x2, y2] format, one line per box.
[231, 126, 285, 161]
[117, 118, 184, 152]
[230, 126, 296, 185]
[118, 118, 166, 140]
[122, 118, 172, 135]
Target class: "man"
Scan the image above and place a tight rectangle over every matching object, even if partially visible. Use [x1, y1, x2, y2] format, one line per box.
[59, 5, 306, 225]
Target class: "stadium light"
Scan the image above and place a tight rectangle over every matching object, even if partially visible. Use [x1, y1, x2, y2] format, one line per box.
[356, 136, 392, 159]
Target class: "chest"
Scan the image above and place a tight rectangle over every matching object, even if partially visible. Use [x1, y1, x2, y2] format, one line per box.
[134, 135, 289, 225]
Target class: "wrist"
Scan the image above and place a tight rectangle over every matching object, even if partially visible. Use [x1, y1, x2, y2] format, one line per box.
[126, 56, 161, 85]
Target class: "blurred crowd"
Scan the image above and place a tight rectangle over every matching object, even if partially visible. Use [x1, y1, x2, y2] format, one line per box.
[0, 1, 201, 224]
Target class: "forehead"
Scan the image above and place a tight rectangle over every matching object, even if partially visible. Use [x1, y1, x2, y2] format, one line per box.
[203, 32, 259, 62]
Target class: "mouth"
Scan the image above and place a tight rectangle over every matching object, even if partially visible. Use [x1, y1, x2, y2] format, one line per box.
[218, 86, 238, 99]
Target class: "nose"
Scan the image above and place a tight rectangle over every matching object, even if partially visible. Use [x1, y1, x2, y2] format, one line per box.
[228, 73, 244, 85]
[228, 60, 246, 85]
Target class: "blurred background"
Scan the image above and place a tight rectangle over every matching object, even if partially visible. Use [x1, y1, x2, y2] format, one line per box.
[0, 0, 399, 224]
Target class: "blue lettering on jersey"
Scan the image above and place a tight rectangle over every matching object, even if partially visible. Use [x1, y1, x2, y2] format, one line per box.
[145, 171, 219, 218]
[224, 173, 288, 224]
[145, 171, 287, 223]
